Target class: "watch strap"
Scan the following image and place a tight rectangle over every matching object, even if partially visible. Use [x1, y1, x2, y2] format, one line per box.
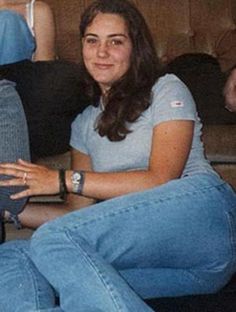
[59, 169, 68, 200]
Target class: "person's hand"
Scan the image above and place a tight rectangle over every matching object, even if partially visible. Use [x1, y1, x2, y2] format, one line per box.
[0, 159, 59, 199]
[223, 68, 236, 112]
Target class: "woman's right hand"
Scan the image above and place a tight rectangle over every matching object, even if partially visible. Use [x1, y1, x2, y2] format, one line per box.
[0, 159, 59, 199]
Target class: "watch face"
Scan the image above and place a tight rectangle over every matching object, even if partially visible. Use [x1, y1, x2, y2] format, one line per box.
[71, 171, 84, 194]
[73, 172, 81, 184]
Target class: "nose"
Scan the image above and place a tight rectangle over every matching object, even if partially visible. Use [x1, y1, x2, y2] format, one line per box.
[97, 42, 109, 58]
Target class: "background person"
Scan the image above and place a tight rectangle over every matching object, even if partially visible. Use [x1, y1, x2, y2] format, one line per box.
[224, 67, 236, 112]
[0, 0, 55, 239]
[0, 0, 55, 64]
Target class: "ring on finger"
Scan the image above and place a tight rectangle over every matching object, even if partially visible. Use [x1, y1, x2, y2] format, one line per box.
[22, 172, 28, 185]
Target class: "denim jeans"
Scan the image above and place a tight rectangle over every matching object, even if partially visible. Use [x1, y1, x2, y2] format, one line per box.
[0, 80, 30, 215]
[0, 173, 236, 312]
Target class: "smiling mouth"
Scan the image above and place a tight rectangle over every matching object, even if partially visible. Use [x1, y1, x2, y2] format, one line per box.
[95, 63, 113, 69]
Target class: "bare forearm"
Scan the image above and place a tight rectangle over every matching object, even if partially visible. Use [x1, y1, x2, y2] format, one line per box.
[18, 202, 70, 229]
[66, 169, 172, 200]
[19, 194, 95, 229]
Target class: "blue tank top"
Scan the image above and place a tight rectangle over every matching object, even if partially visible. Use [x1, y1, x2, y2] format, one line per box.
[0, 10, 36, 65]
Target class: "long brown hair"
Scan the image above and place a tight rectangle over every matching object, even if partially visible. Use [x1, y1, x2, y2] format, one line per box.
[80, 0, 161, 141]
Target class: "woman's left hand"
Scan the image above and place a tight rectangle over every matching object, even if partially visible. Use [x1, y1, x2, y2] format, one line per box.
[0, 159, 59, 199]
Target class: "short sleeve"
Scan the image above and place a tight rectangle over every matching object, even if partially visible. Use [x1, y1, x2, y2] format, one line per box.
[70, 106, 92, 155]
[150, 74, 198, 126]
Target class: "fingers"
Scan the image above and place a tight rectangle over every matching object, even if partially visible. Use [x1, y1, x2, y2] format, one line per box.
[0, 162, 59, 199]
[0, 163, 30, 173]
[10, 189, 31, 200]
[0, 163, 35, 199]
[22, 172, 28, 185]
[0, 176, 27, 187]
[0, 172, 31, 200]
[0, 159, 35, 170]
[0, 168, 32, 188]
[0, 160, 42, 178]
[0, 172, 40, 199]
[0, 167, 30, 181]
[17, 159, 38, 168]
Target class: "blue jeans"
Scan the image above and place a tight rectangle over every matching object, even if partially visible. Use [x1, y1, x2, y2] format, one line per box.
[0, 173, 236, 312]
[0, 80, 30, 215]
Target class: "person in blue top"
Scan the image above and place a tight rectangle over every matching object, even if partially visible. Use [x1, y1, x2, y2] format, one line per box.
[0, 0, 56, 239]
[0, 0, 55, 64]
[0, 0, 235, 311]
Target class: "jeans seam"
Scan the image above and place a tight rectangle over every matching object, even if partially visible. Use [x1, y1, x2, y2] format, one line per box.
[181, 268, 207, 288]
[65, 182, 224, 232]
[16, 247, 42, 310]
[224, 209, 236, 271]
[65, 230, 123, 312]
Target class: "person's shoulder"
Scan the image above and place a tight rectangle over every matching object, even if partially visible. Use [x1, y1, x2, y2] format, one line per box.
[74, 105, 96, 122]
[152, 73, 193, 101]
[152, 73, 187, 92]
[71, 105, 97, 134]
[34, 1, 53, 17]
[34, 1, 51, 10]
[82, 104, 96, 115]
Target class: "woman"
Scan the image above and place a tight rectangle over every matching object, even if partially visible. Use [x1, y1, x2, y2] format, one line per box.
[0, 0, 235, 311]
[0, 0, 55, 64]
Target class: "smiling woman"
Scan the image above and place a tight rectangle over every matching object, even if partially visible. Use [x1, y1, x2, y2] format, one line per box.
[0, 0, 235, 311]
[82, 13, 132, 93]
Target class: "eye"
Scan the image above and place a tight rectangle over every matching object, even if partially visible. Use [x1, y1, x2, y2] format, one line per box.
[84, 37, 98, 45]
[110, 39, 123, 46]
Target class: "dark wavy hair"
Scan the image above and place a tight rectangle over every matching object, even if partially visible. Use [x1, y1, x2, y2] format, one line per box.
[80, 0, 161, 141]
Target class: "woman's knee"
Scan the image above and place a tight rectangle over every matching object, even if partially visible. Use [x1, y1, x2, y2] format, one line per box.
[0, 239, 30, 270]
[30, 221, 65, 260]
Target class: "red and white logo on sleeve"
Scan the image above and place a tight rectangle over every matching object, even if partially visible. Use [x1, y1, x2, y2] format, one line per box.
[170, 101, 184, 108]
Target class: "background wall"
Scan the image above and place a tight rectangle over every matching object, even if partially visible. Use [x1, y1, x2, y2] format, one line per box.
[45, 0, 236, 71]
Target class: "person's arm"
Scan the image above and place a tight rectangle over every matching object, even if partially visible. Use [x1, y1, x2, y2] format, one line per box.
[223, 68, 236, 112]
[67, 120, 194, 199]
[0, 119, 194, 201]
[33, 1, 56, 61]
[10, 149, 95, 229]
[70, 148, 96, 207]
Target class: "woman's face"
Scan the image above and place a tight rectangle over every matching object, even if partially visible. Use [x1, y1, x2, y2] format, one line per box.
[82, 13, 132, 93]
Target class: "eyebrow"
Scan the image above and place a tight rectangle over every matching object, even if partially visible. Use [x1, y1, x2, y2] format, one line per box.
[84, 33, 128, 38]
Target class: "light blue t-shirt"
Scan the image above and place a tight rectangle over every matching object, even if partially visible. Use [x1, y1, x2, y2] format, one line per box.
[70, 74, 216, 177]
[0, 10, 36, 65]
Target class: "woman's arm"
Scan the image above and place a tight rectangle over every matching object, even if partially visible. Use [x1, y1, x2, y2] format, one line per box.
[71, 120, 194, 199]
[8, 150, 95, 229]
[70, 148, 96, 207]
[33, 1, 56, 61]
[0, 119, 194, 202]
